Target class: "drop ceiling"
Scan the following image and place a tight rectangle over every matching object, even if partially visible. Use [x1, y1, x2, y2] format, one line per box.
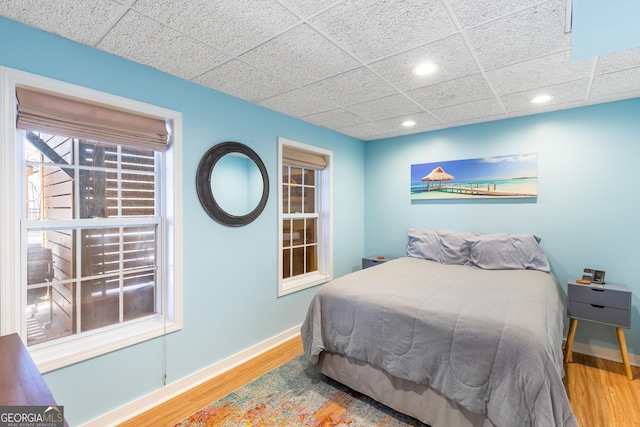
[2, 0, 640, 141]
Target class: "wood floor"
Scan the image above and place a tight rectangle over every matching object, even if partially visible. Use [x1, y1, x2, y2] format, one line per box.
[118, 336, 304, 427]
[120, 337, 640, 427]
[564, 352, 640, 427]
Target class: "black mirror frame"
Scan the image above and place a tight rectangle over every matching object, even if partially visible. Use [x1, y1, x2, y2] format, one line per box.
[196, 141, 269, 227]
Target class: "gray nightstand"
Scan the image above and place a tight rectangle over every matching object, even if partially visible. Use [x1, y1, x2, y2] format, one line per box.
[362, 256, 394, 269]
[564, 280, 633, 379]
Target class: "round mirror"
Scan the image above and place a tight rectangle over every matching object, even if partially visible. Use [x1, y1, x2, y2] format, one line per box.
[196, 142, 269, 226]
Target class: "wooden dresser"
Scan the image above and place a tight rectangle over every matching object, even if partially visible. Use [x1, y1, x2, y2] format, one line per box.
[0, 333, 67, 425]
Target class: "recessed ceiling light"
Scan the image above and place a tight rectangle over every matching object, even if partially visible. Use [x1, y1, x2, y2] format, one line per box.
[530, 94, 555, 104]
[402, 120, 416, 127]
[412, 62, 439, 76]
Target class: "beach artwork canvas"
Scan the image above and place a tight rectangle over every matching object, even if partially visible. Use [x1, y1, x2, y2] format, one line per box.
[411, 153, 538, 200]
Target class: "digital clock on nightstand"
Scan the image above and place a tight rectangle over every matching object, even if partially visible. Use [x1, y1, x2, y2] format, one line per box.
[564, 280, 633, 380]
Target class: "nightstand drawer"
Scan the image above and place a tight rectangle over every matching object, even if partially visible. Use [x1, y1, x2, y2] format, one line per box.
[362, 256, 395, 269]
[567, 285, 630, 310]
[362, 258, 385, 269]
[567, 301, 631, 328]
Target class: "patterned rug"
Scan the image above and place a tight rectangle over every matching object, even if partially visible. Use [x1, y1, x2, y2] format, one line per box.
[174, 355, 430, 426]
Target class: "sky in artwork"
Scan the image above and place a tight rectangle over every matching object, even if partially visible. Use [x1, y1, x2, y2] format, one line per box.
[410, 153, 538, 184]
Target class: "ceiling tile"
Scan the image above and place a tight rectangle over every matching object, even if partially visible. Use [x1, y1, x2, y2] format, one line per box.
[447, 0, 544, 28]
[194, 60, 294, 102]
[347, 94, 423, 122]
[585, 89, 640, 105]
[239, 24, 360, 87]
[278, 0, 342, 18]
[389, 111, 443, 128]
[339, 121, 392, 139]
[344, 114, 445, 140]
[0, 0, 123, 45]
[432, 97, 505, 123]
[501, 79, 589, 113]
[444, 113, 507, 129]
[301, 108, 370, 129]
[596, 47, 640, 74]
[310, 0, 456, 63]
[406, 73, 494, 110]
[369, 34, 480, 92]
[589, 67, 640, 99]
[97, 11, 231, 80]
[302, 67, 397, 107]
[256, 86, 338, 117]
[486, 50, 594, 96]
[132, 0, 299, 56]
[465, 0, 570, 71]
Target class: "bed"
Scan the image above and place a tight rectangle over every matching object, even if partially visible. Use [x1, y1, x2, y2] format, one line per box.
[301, 229, 578, 427]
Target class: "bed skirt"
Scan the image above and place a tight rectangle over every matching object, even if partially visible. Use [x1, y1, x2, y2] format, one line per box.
[315, 351, 496, 427]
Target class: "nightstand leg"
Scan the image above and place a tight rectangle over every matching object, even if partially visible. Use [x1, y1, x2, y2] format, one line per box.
[615, 327, 633, 380]
[564, 318, 578, 363]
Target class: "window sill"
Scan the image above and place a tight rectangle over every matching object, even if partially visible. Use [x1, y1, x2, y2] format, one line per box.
[30, 317, 181, 373]
[278, 272, 331, 297]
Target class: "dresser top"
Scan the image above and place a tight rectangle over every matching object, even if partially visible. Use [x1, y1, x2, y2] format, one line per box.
[568, 280, 630, 293]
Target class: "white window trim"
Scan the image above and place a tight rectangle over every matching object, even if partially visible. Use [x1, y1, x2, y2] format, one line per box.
[0, 66, 183, 372]
[277, 137, 333, 297]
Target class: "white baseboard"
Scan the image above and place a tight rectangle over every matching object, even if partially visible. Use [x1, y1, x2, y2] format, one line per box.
[564, 339, 640, 367]
[81, 325, 302, 427]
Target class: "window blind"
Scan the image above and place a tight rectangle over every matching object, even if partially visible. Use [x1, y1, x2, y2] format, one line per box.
[16, 87, 169, 151]
[282, 145, 327, 170]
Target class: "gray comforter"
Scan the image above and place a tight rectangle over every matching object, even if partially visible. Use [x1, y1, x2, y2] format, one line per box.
[301, 257, 577, 427]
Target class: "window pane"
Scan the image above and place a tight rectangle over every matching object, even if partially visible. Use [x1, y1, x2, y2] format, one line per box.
[80, 168, 108, 219]
[41, 166, 75, 220]
[292, 247, 305, 276]
[81, 277, 120, 332]
[81, 228, 121, 277]
[303, 187, 315, 213]
[123, 226, 156, 271]
[282, 184, 289, 214]
[282, 248, 291, 279]
[290, 187, 302, 213]
[306, 218, 317, 244]
[25, 132, 74, 165]
[121, 146, 155, 172]
[306, 245, 318, 273]
[290, 167, 302, 185]
[27, 281, 74, 346]
[27, 229, 74, 281]
[282, 166, 290, 184]
[119, 172, 156, 218]
[123, 271, 156, 321]
[26, 234, 75, 346]
[292, 219, 305, 246]
[283, 219, 291, 248]
[79, 141, 115, 168]
[303, 169, 315, 186]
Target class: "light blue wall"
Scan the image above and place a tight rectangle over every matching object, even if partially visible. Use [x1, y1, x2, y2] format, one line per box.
[0, 17, 365, 425]
[364, 99, 640, 358]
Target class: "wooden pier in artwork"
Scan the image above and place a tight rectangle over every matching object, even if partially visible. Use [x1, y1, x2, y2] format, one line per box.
[424, 183, 535, 197]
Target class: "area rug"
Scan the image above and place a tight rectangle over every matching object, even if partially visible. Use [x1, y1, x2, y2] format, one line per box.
[174, 355, 429, 426]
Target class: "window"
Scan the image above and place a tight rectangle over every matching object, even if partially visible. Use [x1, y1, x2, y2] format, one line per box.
[0, 67, 182, 372]
[278, 137, 332, 296]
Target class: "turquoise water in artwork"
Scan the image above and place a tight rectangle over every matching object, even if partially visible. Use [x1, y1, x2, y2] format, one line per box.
[411, 177, 537, 199]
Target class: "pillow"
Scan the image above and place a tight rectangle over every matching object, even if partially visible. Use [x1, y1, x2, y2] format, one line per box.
[406, 228, 439, 262]
[437, 230, 478, 265]
[467, 233, 550, 272]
